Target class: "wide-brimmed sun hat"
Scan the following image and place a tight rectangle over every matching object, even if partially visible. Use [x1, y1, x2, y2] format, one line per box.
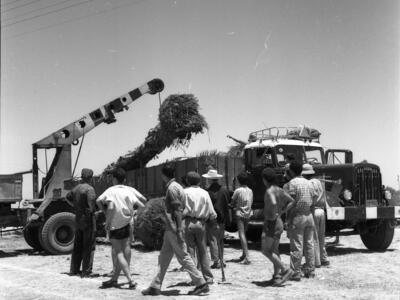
[301, 163, 315, 175]
[202, 169, 223, 179]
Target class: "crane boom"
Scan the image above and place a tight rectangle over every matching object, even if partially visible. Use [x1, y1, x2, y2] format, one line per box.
[31, 78, 164, 211]
[34, 78, 164, 148]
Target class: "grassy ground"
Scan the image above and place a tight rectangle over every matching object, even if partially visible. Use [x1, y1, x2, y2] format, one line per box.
[0, 228, 399, 300]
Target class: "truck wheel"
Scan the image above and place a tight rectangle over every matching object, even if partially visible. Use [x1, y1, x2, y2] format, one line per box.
[360, 219, 395, 251]
[23, 224, 43, 251]
[40, 212, 76, 255]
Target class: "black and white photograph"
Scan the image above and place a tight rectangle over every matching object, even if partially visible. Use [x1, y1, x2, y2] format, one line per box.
[0, 1, 399, 299]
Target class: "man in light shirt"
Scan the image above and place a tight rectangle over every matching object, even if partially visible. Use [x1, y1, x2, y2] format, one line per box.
[96, 168, 146, 289]
[183, 171, 217, 284]
[231, 171, 253, 265]
[302, 164, 330, 267]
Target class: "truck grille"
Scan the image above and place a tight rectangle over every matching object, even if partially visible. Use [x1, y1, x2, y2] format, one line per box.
[355, 166, 382, 206]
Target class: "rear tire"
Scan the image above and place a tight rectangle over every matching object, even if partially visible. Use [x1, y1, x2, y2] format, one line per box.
[23, 223, 43, 251]
[360, 219, 395, 251]
[40, 212, 76, 255]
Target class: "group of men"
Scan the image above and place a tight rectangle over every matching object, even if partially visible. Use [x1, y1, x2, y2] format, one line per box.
[67, 160, 329, 296]
[260, 160, 330, 286]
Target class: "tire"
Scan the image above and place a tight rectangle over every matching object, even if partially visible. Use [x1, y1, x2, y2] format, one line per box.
[23, 223, 43, 251]
[360, 219, 395, 251]
[40, 212, 76, 255]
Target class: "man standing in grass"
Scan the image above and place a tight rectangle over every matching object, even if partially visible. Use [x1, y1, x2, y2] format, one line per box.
[142, 164, 210, 296]
[96, 168, 146, 289]
[261, 168, 294, 286]
[231, 171, 253, 265]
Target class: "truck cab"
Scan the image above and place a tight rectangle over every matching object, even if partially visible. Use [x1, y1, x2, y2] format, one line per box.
[243, 126, 399, 251]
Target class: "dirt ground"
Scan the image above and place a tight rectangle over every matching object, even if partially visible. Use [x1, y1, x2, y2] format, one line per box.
[0, 228, 399, 300]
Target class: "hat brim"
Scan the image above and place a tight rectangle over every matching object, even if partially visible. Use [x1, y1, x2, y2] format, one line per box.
[202, 174, 223, 179]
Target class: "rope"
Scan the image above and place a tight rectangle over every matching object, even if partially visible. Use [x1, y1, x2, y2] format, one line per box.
[72, 132, 85, 178]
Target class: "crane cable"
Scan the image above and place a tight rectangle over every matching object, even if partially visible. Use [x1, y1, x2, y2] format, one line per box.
[71, 132, 85, 178]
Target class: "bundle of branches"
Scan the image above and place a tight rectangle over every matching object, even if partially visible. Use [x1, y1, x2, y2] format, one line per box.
[134, 197, 165, 250]
[104, 94, 208, 172]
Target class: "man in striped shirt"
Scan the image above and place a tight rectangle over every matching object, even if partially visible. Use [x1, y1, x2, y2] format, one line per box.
[284, 161, 316, 281]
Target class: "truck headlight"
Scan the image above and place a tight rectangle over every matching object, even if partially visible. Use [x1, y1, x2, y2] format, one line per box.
[343, 189, 352, 201]
[384, 190, 392, 200]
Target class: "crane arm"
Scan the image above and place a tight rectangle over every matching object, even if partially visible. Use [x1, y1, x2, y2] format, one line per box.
[34, 78, 164, 148]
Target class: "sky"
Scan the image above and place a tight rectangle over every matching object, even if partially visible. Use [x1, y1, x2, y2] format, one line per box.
[1, 0, 399, 197]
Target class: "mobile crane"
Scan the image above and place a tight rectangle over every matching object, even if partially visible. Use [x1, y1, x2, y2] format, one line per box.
[5, 78, 164, 254]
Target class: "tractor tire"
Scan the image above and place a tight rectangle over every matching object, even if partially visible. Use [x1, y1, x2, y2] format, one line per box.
[360, 219, 395, 251]
[40, 212, 76, 255]
[23, 223, 43, 251]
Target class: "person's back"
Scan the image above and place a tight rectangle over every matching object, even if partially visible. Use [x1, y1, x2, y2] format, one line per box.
[101, 185, 140, 230]
[284, 177, 314, 216]
[184, 185, 216, 220]
[70, 182, 96, 229]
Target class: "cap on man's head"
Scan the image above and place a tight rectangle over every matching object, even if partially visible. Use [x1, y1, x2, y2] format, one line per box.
[301, 163, 315, 175]
[81, 168, 93, 178]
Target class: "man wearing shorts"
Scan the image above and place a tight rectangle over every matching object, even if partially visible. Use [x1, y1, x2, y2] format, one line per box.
[96, 168, 146, 289]
[231, 172, 253, 264]
[261, 168, 294, 286]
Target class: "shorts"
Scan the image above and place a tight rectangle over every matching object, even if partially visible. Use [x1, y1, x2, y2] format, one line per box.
[109, 224, 130, 240]
[263, 217, 283, 240]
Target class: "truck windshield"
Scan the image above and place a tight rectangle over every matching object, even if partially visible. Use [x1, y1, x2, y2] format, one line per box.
[274, 145, 324, 166]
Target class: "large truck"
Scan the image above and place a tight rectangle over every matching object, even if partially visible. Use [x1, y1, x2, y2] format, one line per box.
[0, 78, 164, 254]
[242, 126, 399, 251]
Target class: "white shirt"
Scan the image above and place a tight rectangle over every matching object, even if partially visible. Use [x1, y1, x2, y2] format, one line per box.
[183, 186, 217, 220]
[98, 185, 144, 230]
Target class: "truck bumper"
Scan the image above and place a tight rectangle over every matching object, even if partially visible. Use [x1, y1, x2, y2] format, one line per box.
[327, 206, 400, 220]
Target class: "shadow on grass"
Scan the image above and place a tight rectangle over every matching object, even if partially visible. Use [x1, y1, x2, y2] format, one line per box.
[0, 248, 50, 258]
[166, 281, 193, 288]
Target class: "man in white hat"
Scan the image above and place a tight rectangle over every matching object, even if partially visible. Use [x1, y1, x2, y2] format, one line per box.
[302, 163, 330, 268]
[202, 169, 230, 269]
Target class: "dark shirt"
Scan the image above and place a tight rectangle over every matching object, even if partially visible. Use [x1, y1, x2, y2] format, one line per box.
[207, 182, 230, 224]
[66, 182, 96, 230]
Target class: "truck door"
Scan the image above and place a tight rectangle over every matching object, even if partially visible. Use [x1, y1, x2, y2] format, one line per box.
[325, 149, 353, 164]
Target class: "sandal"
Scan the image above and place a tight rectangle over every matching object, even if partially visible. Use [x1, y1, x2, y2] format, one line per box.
[102, 279, 118, 288]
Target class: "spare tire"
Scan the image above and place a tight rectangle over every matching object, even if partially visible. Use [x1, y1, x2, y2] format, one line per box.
[360, 219, 395, 251]
[23, 223, 43, 251]
[40, 212, 76, 255]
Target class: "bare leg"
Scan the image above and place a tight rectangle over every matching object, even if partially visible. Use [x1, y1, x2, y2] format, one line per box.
[110, 238, 132, 283]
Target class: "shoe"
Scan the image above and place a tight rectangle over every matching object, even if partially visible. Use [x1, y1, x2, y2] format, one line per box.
[210, 262, 220, 269]
[315, 265, 321, 268]
[278, 268, 294, 285]
[321, 260, 330, 266]
[289, 273, 301, 282]
[128, 281, 138, 290]
[101, 279, 118, 288]
[304, 272, 315, 278]
[188, 283, 209, 295]
[141, 287, 161, 296]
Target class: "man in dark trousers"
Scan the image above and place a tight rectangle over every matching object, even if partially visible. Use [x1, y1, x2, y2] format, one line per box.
[67, 168, 97, 277]
[202, 169, 230, 269]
